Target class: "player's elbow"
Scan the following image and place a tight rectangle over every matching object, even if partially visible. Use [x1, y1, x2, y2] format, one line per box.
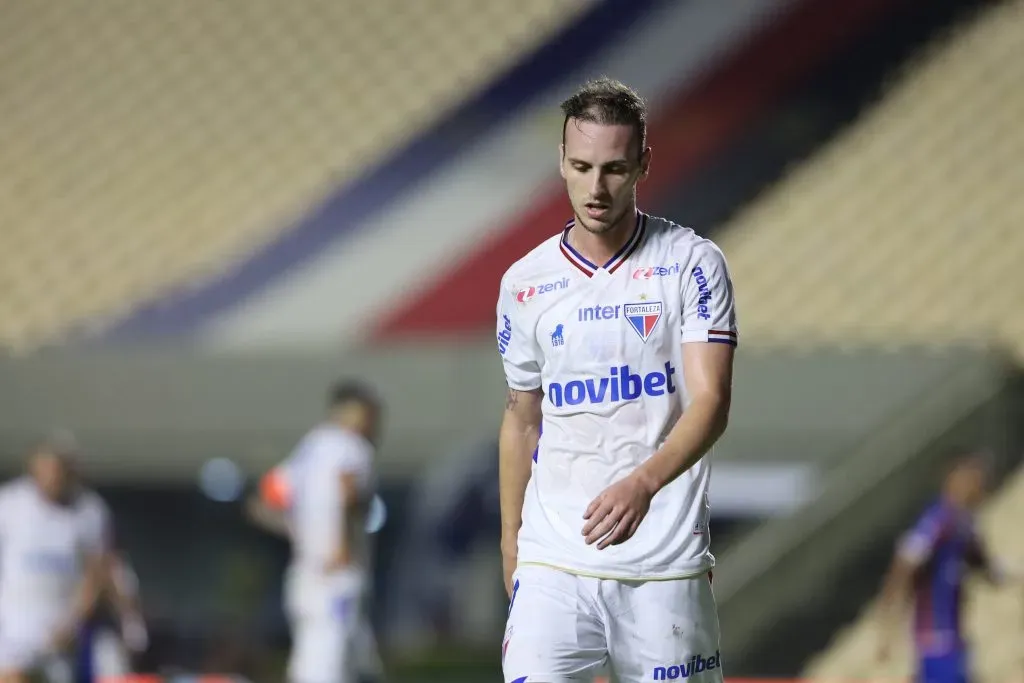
[500, 406, 542, 442]
[697, 388, 732, 436]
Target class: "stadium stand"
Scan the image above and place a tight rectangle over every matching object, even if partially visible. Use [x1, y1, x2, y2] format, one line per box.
[0, 0, 593, 353]
[705, 0, 1024, 674]
[804, 464, 1024, 682]
[715, 0, 1024, 362]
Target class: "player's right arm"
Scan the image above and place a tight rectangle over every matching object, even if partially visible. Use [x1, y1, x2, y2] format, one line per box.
[499, 385, 542, 596]
[496, 275, 544, 598]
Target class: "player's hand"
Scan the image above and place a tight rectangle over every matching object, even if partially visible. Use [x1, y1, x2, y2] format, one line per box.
[582, 472, 656, 550]
[324, 546, 351, 573]
[122, 613, 149, 652]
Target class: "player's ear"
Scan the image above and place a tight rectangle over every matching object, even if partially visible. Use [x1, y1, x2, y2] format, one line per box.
[639, 146, 652, 180]
[558, 144, 567, 179]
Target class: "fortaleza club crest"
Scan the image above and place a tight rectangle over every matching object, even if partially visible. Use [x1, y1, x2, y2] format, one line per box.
[624, 301, 662, 343]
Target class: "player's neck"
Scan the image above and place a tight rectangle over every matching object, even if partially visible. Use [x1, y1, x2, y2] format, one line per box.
[570, 206, 638, 267]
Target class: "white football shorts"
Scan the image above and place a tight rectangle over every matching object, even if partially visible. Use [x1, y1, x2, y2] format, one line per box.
[0, 629, 72, 683]
[285, 569, 366, 683]
[502, 564, 724, 683]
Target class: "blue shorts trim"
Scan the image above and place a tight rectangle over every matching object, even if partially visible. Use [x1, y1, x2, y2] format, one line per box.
[918, 649, 969, 683]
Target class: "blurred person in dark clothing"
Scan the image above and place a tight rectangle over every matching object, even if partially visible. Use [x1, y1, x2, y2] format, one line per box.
[878, 452, 1021, 683]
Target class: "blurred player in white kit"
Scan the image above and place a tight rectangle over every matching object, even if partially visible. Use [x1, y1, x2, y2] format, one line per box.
[0, 433, 112, 683]
[497, 78, 737, 683]
[248, 380, 384, 683]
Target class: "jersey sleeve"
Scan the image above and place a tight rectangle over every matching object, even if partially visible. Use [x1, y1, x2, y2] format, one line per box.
[897, 506, 950, 567]
[681, 241, 738, 346]
[496, 276, 543, 390]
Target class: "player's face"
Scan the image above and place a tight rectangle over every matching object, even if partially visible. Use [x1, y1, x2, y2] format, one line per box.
[960, 463, 988, 508]
[560, 119, 650, 235]
[29, 450, 72, 501]
[347, 402, 382, 447]
[949, 460, 988, 508]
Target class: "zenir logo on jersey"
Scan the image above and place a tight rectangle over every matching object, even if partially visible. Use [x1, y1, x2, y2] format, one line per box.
[624, 302, 662, 343]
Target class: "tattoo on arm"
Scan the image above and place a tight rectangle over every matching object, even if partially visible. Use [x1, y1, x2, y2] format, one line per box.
[505, 386, 519, 411]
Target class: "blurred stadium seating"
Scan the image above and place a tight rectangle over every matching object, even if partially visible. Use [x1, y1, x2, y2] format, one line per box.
[719, 0, 1024, 361]
[0, 0, 593, 352]
[1, 0, 1023, 681]
[804, 468, 1024, 682]
[790, 5, 1024, 677]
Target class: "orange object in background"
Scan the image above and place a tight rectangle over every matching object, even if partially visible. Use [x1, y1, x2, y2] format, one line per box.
[259, 467, 291, 510]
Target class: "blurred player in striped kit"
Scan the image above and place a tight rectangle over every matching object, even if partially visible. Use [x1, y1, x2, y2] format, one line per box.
[878, 452, 1021, 683]
[248, 380, 385, 683]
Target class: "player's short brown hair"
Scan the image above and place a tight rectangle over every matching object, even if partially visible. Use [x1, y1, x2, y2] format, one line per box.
[328, 379, 381, 412]
[560, 77, 648, 157]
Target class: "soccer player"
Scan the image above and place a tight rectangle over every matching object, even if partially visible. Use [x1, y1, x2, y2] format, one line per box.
[497, 78, 737, 683]
[878, 452, 1019, 683]
[0, 433, 112, 683]
[247, 380, 383, 683]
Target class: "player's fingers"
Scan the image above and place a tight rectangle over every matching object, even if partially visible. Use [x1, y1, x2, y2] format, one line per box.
[583, 494, 603, 520]
[581, 510, 602, 536]
[623, 517, 642, 542]
[599, 511, 636, 549]
[585, 507, 622, 545]
[591, 507, 627, 547]
[581, 500, 613, 535]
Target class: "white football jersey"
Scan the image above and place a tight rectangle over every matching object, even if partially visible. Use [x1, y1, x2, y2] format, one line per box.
[496, 212, 738, 580]
[276, 425, 376, 577]
[0, 477, 111, 631]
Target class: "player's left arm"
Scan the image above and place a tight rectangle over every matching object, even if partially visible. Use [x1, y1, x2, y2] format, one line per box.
[107, 554, 149, 653]
[967, 532, 1021, 586]
[634, 343, 733, 492]
[583, 241, 736, 548]
[326, 441, 374, 572]
[53, 500, 114, 649]
[328, 470, 369, 570]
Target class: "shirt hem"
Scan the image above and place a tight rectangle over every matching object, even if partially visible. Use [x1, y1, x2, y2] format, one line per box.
[517, 559, 714, 582]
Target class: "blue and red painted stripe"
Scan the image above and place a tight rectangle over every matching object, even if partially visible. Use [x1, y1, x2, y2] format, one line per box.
[374, 0, 918, 338]
[96, 0, 668, 343]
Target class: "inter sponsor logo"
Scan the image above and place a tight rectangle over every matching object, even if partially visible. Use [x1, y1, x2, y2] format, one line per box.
[578, 304, 622, 322]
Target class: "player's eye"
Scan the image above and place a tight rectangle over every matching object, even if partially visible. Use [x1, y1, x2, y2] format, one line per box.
[572, 162, 591, 172]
